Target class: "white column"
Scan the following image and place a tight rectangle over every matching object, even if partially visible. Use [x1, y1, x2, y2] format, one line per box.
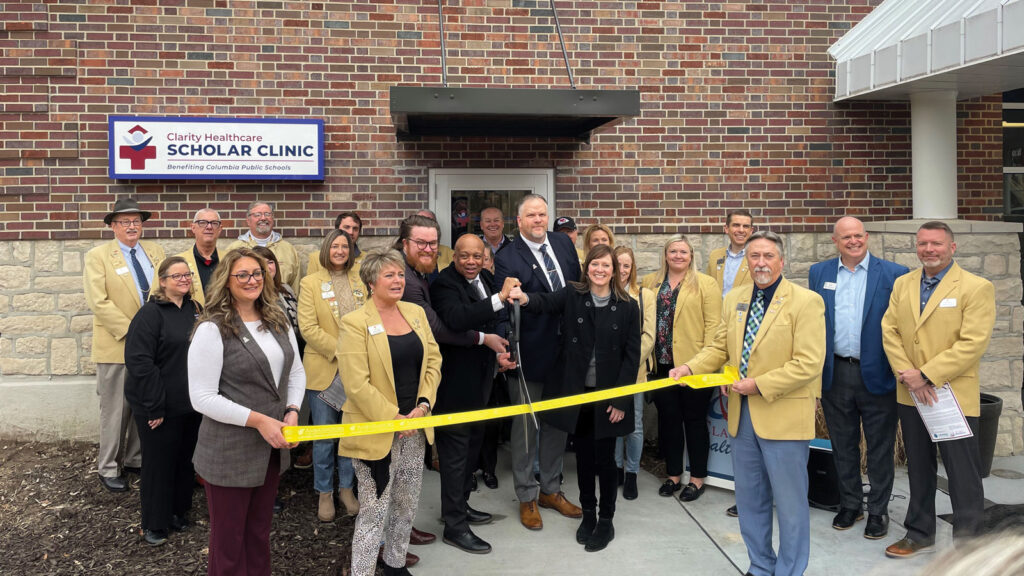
[910, 91, 958, 219]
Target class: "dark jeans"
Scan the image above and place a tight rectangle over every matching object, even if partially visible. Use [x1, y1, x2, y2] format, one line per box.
[652, 363, 713, 478]
[820, 358, 897, 515]
[899, 404, 985, 542]
[575, 406, 618, 519]
[205, 451, 280, 576]
[134, 412, 201, 532]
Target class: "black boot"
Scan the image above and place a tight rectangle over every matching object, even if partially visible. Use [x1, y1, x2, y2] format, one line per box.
[585, 517, 615, 552]
[622, 473, 638, 501]
[576, 509, 597, 544]
[382, 564, 412, 576]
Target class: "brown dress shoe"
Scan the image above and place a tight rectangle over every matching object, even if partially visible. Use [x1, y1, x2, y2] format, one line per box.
[409, 526, 436, 545]
[378, 547, 419, 567]
[520, 500, 543, 530]
[538, 491, 583, 519]
[884, 537, 934, 559]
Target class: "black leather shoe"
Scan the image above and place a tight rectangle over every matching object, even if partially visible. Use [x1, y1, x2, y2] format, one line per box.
[658, 479, 681, 497]
[381, 564, 413, 576]
[832, 507, 864, 530]
[466, 506, 493, 525]
[443, 529, 492, 554]
[585, 518, 615, 552]
[99, 475, 128, 493]
[622, 473, 638, 501]
[726, 505, 738, 517]
[144, 529, 168, 546]
[170, 514, 190, 532]
[679, 482, 705, 502]
[482, 472, 498, 489]
[864, 514, 889, 540]
[123, 466, 142, 475]
[576, 509, 597, 544]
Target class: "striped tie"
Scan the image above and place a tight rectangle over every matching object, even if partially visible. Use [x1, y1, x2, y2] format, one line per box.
[739, 289, 765, 378]
[539, 244, 563, 291]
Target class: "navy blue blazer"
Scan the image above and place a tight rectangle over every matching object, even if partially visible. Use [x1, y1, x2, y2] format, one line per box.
[808, 253, 909, 395]
[493, 232, 581, 382]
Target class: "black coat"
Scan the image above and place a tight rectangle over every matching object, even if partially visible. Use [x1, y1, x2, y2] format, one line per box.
[124, 296, 201, 420]
[429, 264, 507, 415]
[523, 287, 640, 439]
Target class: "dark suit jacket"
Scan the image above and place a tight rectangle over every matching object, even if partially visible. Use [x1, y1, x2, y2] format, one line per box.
[429, 264, 507, 414]
[401, 259, 479, 347]
[808, 253, 909, 395]
[524, 287, 640, 439]
[493, 232, 580, 382]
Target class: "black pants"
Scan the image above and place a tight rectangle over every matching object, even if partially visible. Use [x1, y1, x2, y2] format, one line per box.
[436, 422, 485, 535]
[899, 404, 985, 542]
[135, 412, 201, 532]
[821, 358, 898, 515]
[478, 374, 509, 476]
[575, 407, 618, 519]
[652, 363, 713, 478]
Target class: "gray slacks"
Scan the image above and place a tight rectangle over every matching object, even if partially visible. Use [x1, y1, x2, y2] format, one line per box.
[508, 378, 566, 502]
[96, 362, 142, 478]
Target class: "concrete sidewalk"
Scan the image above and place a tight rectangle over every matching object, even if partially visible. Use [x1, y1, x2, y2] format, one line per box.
[408, 446, 1024, 576]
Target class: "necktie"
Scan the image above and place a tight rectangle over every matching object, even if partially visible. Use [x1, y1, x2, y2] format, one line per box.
[739, 289, 765, 378]
[539, 244, 563, 291]
[129, 248, 150, 302]
[471, 278, 487, 300]
[921, 276, 939, 312]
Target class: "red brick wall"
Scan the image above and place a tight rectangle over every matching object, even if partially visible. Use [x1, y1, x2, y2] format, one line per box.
[0, 0, 1004, 241]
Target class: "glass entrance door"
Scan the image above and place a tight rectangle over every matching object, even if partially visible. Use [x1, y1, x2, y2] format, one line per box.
[430, 169, 555, 247]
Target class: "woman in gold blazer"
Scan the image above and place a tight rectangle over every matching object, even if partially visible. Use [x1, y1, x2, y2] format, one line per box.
[640, 234, 722, 502]
[297, 230, 365, 522]
[337, 249, 441, 576]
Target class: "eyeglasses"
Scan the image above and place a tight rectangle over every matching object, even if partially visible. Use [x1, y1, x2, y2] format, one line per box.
[161, 272, 194, 281]
[230, 270, 264, 283]
[407, 238, 439, 251]
[194, 220, 222, 228]
[248, 212, 273, 218]
[113, 219, 142, 227]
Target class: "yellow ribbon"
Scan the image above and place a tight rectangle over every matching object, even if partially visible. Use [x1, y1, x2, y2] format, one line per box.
[282, 366, 738, 443]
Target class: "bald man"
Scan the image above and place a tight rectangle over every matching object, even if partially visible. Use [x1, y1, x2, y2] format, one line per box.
[430, 234, 519, 554]
[808, 217, 908, 539]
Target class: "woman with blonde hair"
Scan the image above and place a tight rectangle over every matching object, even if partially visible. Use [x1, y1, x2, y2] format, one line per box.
[640, 235, 721, 502]
[612, 245, 655, 501]
[583, 223, 615, 250]
[188, 247, 306, 575]
[338, 249, 441, 576]
[297, 229, 365, 522]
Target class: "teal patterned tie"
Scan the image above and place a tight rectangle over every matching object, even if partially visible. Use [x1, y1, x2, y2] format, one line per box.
[739, 289, 765, 378]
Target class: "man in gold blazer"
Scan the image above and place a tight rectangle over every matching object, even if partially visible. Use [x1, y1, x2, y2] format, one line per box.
[706, 209, 755, 299]
[672, 230, 825, 576]
[176, 208, 222, 307]
[83, 198, 165, 492]
[227, 201, 300, 288]
[881, 221, 995, 559]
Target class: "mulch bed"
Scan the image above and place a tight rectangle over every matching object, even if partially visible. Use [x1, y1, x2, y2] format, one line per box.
[0, 440, 354, 576]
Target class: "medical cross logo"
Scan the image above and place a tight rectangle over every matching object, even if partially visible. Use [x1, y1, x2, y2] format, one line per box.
[118, 125, 156, 170]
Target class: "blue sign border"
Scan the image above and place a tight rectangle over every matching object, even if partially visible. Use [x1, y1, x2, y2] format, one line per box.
[108, 116, 325, 181]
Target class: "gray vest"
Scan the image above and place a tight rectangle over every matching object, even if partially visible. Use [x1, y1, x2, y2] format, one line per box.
[192, 318, 294, 487]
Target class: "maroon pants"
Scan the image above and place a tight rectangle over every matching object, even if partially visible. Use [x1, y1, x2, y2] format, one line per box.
[204, 451, 280, 576]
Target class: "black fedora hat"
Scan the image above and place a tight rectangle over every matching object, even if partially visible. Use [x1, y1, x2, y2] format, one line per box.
[103, 197, 152, 225]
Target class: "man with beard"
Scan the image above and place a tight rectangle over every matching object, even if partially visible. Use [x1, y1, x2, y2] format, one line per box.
[671, 230, 825, 576]
[176, 208, 223, 307]
[227, 201, 300, 288]
[429, 234, 519, 554]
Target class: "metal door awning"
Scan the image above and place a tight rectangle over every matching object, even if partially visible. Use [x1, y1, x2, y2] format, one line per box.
[389, 86, 640, 142]
[829, 0, 1024, 101]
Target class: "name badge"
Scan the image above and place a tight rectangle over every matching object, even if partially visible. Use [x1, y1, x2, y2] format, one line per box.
[736, 302, 749, 312]
[115, 266, 130, 275]
[322, 291, 335, 299]
[939, 298, 957, 308]
[368, 324, 385, 335]
[823, 282, 837, 291]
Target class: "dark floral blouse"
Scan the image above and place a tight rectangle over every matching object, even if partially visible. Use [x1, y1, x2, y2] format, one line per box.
[654, 276, 680, 365]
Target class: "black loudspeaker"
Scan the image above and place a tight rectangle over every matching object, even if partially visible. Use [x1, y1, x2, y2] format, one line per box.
[807, 438, 841, 512]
